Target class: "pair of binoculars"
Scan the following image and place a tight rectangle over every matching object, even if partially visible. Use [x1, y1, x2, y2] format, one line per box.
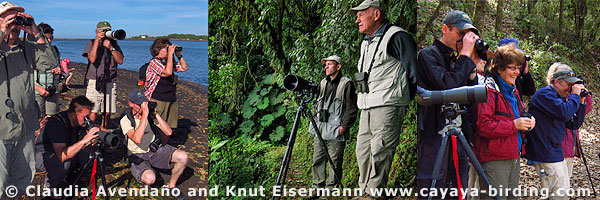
[355, 72, 369, 93]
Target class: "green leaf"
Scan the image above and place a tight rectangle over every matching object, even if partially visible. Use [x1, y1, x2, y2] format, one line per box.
[260, 114, 275, 127]
[261, 74, 276, 85]
[247, 93, 261, 105]
[270, 126, 285, 142]
[238, 121, 254, 134]
[256, 97, 269, 110]
[211, 140, 229, 151]
[273, 105, 286, 118]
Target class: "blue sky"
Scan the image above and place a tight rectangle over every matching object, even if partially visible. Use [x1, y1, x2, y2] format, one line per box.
[11, 0, 208, 38]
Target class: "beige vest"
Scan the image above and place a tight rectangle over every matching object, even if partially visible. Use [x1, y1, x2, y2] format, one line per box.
[308, 76, 350, 141]
[356, 26, 410, 109]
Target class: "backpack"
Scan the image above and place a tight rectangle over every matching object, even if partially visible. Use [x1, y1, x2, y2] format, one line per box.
[138, 62, 150, 84]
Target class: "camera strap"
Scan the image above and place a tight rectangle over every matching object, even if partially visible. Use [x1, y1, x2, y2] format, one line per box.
[2, 54, 10, 99]
[359, 31, 385, 74]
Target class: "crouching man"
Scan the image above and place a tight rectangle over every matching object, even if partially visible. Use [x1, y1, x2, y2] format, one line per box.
[120, 90, 188, 194]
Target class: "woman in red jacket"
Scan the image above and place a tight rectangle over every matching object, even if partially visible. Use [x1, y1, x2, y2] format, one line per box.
[472, 44, 536, 199]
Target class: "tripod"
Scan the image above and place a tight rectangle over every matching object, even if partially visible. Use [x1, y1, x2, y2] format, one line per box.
[575, 130, 597, 196]
[428, 104, 498, 200]
[273, 92, 343, 199]
[67, 142, 109, 200]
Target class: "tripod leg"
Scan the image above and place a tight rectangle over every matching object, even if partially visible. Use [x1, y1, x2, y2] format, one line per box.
[455, 133, 499, 200]
[428, 133, 449, 200]
[576, 130, 597, 196]
[303, 107, 344, 188]
[96, 152, 109, 200]
[274, 104, 303, 189]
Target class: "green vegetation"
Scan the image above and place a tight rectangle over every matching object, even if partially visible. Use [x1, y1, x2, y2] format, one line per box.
[418, 0, 600, 89]
[131, 33, 208, 40]
[209, 0, 417, 197]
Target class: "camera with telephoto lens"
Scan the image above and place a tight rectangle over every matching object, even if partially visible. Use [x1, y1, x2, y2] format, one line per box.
[102, 28, 126, 40]
[354, 72, 369, 93]
[474, 39, 489, 61]
[83, 116, 122, 147]
[317, 109, 329, 122]
[12, 16, 33, 26]
[283, 74, 318, 94]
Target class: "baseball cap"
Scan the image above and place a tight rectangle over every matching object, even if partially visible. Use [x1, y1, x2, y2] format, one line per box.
[552, 68, 582, 83]
[321, 55, 342, 65]
[443, 10, 478, 34]
[128, 90, 148, 105]
[349, 0, 383, 16]
[0, 2, 24, 15]
[498, 38, 522, 50]
[96, 21, 111, 30]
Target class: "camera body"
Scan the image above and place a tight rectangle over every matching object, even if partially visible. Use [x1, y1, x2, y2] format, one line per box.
[13, 16, 33, 26]
[354, 72, 369, 93]
[148, 101, 158, 113]
[317, 109, 330, 122]
[46, 85, 56, 96]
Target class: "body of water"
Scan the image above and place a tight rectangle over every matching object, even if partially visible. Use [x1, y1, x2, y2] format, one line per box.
[53, 40, 208, 86]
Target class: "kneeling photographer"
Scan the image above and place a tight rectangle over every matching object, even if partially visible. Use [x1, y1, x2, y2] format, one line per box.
[37, 96, 99, 190]
[120, 90, 188, 196]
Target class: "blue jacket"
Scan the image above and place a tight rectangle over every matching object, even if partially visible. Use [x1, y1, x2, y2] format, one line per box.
[524, 85, 587, 163]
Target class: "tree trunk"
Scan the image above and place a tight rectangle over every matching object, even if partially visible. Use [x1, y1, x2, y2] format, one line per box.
[417, 0, 446, 44]
[495, 0, 504, 37]
[472, 0, 486, 29]
[558, 0, 563, 42]
[574, 0, 587, 41]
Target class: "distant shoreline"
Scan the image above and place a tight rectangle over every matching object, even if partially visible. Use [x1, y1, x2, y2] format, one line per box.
[54, 38, 208, 41]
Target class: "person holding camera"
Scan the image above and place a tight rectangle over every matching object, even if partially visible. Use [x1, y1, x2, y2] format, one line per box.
[308, 55, 357, 197]
[0, 1, 59, 197]
[349, 0, 417, 198]
[37, 96, 98, 192]
[33, 22, 62, 119]
[416, 10, 482, 196]
[144, 38, 189, 129]
[82, 21, 124, 129]
[524, 63, 588, 200]
[471, 44, 536, 199]
[120, 90, 188, 195]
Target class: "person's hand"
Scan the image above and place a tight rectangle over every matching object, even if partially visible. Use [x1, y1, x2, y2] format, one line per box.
[95, 30, 105, 41]
[460, 31, 479, 57]
[523, 61, 529, 74]
[83, 127, 100, 145]
[571, 84, 584, 96]
[514, 117, 535, 131]
[175, 45, 183, 58]
[338, 126, 344, 136]
[102, 39, 112, 49]
[36, 87, 49, 97]
[476, 59, 487, 73]
[580, 88, 588, 104]
[0, 13, 17, 39]
[51, 67, 61, 74]
[140, 101, 149, 117]
[167, 44, 176, 56]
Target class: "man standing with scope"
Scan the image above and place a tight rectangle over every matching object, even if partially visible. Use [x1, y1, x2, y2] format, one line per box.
[308, 55, 357, 198]
[416, 10, 482, 197]
[82, 21, 124, 129]
[350, 0, 417, 198]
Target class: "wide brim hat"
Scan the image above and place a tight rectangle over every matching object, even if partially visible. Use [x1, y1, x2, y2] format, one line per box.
[0, 2, 24, 15]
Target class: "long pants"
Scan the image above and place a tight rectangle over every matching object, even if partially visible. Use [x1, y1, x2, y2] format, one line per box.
[533, 161, 570, 200]
[311, 137, 345, 188]
[478, 159, 520, 200]
[356, 106, 406, 197]
[0, 134, 36, 197]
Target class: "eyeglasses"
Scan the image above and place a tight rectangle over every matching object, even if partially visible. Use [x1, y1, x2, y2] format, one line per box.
[505, 66, 522, 72]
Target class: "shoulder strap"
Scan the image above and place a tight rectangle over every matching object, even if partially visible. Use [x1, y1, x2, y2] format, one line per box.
[50, 112, 70, 130]
[126, 108, 136, 128]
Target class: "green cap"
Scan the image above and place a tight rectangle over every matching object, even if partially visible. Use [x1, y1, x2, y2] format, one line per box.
[321, 55, 342, 65]
[96, 21, 111, 30]
[349, 0, 383, 16]
[552, 68, 581, 83]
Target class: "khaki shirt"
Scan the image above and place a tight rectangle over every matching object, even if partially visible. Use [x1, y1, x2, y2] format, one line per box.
[0, 32, 58, 140]
[120, 115, 156, 155]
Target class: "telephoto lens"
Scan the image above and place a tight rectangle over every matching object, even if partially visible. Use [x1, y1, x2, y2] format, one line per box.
[83, 116, 122, 147]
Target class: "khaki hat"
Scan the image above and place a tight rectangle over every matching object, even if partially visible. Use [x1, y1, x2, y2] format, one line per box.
[552, 68, 581, 83]
[321, 55, 342, 65]
[0, 2, 24, 15]
[349, 0, 382, 16]
[96, 21, 111, 30]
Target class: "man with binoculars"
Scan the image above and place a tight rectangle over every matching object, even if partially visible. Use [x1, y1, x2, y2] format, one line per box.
[416, 10, 484, 197]
[0, 1, 59, 197]
[37, 96, 99, 193]
[82, 21, 124, 129]
[350, 0, 417, 198]
[524, 65, 589, 200]
[120, 90, 188, 197]
[308, 55, 357, 198]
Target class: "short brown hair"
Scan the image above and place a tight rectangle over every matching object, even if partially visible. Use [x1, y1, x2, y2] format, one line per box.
[67, 96, 94, 113]
[489, 43, 525, 76]
[150, 37, 171, 57]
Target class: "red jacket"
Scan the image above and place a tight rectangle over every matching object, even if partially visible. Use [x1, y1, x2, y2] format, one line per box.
[472, 78, 524, 163]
